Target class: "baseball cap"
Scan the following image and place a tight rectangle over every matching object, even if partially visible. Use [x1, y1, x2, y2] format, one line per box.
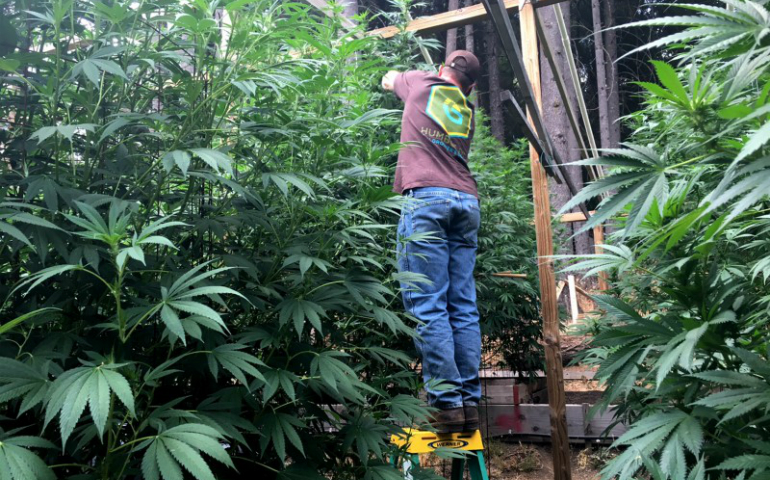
[446, 50, 481, 84]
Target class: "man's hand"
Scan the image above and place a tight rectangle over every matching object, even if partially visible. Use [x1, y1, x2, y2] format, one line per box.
[382, 71, 399, 91]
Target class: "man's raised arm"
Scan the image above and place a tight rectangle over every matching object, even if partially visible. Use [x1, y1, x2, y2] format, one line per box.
[381, 70, 399, 91]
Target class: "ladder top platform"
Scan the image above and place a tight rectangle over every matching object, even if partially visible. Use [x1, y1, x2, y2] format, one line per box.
[390, 429, 484, 454]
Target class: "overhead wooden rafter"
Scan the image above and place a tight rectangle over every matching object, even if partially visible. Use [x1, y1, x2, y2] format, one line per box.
[367, 0, 566, 39]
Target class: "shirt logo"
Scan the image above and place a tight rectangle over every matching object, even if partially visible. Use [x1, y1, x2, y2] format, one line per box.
[425, 85, 473, 138]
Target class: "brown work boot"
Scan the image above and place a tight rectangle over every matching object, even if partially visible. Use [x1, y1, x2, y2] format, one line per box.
[463, 405, 479, 431]
[430, 407, 465, 433]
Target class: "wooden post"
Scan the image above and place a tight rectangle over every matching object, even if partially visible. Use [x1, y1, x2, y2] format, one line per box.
[567, 275, 578, 324]
[519, 3, 572, 479]
[593, 225, 609, 291]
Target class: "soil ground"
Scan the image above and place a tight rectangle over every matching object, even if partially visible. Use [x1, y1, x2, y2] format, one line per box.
[422, 441, 614, 479]
[463, 335, 611, 479]
[487, 442, 608, 480]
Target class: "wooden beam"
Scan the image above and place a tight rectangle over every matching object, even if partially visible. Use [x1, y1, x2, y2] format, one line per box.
[559, 211, 596, 223]
[479, 369, 597, 380]
[490, 271, 528, 279]
[568, 275, 579, 324]
[480, 404, 626, 440]
[555, 280, 566, 299]
[574, 283, 594, 299]
[367, 0, 566, 39]
[520, 1, 572, 478]
[594, 225, 609, 291]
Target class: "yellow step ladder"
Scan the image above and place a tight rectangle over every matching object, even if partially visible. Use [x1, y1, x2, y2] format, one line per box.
[389, 429, 489, 480]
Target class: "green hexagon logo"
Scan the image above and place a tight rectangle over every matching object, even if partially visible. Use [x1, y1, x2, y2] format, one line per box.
[425, 85, 473, 138]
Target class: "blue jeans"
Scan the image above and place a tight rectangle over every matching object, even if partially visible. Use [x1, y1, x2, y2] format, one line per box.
[397, 187, 482, 409]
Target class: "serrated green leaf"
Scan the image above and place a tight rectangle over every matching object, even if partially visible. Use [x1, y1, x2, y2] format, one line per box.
[190, 149, 233, 176]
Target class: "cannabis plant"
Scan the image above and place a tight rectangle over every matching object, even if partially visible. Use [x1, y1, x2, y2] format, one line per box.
[564, 1, 770, 478]
[470, 125, 540, 374]
[0, 1, 432, 478]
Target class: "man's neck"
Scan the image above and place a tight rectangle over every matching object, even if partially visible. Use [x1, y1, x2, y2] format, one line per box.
[439, 73, 462, 90]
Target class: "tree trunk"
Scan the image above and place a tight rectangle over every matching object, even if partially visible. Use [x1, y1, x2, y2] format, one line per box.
[603, 0, 620, 147]
[485, 21, 504, 142]
[538, 5, 588, 257]
[446, 0, 459, 59]
[464, 0, 474, 53]
[592, 0, 611, 150]
[342, 0, 358, 24]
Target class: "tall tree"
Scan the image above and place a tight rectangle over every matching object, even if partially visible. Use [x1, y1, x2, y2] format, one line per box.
[446, 0, 459, 58]
[603, 0, 620, 147]
[485, 20, 504, 142]
[464, 0, 474, 53]
[539, 4, 589, 256]
[592, 0, 611, 149]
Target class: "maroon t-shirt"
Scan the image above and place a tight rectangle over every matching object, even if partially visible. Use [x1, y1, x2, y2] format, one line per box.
[393, 71, 478, 197]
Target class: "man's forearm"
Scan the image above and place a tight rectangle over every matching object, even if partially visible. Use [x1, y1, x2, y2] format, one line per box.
[382, 70, 399, 91]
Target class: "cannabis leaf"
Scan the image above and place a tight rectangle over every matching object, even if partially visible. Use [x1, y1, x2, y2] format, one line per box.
[559, 145, 671, 236]
[140, 423, 235, 480]
[156, 261, 243, 345]
[44, 364, 136, 444]
[207, 344, 265, 386]
[258, 412, 306, 462]
[0, 435, 56, 480]
[618, 2, 770, 60]
[0, 358, 51, 414]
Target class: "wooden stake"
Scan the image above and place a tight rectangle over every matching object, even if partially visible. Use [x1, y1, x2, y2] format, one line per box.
[567, 275, 579, 324]
[593, 225, 609, 291]
[520, 2, 572, 479]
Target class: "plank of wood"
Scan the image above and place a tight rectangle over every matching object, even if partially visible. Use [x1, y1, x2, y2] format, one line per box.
[367, 0, 567, 39]
[594, 224, 609, 290]
[479, 369, 597, 380]
[555, 280, 566, 299]
[482, 378, 549, 405]
[568, 275, 579, 324]
[490, 271, 528, 279]
[479, 404, 626, 439]
[574, 283, 593, 299]
[520, 2, 572, 478]
[559, 211, 597, 223]
[369, 0, 515, 39]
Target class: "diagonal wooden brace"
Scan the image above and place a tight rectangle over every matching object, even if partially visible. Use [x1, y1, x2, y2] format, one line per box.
[482, 0, 589, 217]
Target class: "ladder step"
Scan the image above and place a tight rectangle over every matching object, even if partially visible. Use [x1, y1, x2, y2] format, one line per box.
[390, 429, 484, 454]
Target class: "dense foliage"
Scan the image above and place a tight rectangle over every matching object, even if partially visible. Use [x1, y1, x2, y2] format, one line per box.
[565, 1, 770, 478]
[0, 0, 539, 478]
[0, 1, 429, 478]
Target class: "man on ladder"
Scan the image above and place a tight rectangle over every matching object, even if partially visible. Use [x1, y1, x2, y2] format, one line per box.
[382, 50, 482, 434]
